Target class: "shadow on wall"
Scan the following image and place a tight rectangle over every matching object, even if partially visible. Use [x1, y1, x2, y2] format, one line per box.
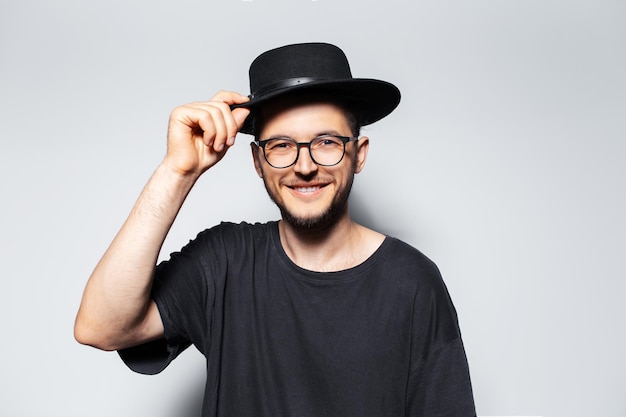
[350, 188, 401, 238]
[169, 371, 205, 417]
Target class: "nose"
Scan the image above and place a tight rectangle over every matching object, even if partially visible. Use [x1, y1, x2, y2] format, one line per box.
[293, 145, 318, 176]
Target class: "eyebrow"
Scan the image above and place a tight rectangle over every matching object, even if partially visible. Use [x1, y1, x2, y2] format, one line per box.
[262, 130, 346, 141]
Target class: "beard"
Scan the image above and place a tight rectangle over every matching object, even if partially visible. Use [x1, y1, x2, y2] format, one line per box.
[262, 170, 355, 232]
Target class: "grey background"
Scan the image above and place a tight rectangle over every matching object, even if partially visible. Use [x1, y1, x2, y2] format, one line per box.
[1, 0, 624, 416]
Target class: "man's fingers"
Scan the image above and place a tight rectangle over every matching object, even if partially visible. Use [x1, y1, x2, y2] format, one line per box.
[211, 90, 250, 106]
[186, 95, 249, 141]
[209, 91, 251, 139]
[205, 101, 238, 150]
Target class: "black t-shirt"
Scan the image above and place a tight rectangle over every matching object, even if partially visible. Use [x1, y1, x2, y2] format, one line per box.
[120, 221, 475, 416]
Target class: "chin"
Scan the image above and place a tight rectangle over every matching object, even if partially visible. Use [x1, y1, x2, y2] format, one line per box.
[280, 203, 346, 231]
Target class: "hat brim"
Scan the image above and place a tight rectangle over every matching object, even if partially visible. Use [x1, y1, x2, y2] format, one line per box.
[231, 78, 400, 135]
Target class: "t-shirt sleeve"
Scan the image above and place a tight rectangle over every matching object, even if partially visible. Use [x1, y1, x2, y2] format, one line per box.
[118, 228, 220, 375]
[406, 338, 476, 416]
[404, 253, 476, 416]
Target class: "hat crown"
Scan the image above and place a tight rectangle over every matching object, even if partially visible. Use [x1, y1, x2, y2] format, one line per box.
[249, 43, 353, 97]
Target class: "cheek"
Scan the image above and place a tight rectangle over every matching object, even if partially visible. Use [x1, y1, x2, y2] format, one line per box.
[260, 170, 283, 193]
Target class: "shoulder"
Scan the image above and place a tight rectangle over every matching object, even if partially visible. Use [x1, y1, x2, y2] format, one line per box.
[374, 236, 456, 304]
[156, 221, 279, 286]
[193, 221, 276, 247]
[380, 237, 442, 280]
[160, 221, 277, 267]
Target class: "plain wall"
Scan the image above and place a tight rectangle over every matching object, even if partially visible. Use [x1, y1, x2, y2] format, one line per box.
[1, 1, 624, 416]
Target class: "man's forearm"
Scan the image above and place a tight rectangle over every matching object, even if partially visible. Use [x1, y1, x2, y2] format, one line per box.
[74, 162, 198, 350]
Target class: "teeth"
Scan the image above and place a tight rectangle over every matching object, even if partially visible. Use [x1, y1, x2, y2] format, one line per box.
[295, 187, 319, 193]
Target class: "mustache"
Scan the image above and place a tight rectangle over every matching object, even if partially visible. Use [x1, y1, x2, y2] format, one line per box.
[280, 176, 334, 187]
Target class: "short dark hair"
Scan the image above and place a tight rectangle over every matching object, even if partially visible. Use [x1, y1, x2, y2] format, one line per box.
[252, 91, 362, 140]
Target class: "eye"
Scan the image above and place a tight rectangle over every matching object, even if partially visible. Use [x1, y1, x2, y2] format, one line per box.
[313, 135, 343, 148]
[266, 138, 295, 151]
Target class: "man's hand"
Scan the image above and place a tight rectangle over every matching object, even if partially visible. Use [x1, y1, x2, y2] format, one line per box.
[164, 91, 250, 177]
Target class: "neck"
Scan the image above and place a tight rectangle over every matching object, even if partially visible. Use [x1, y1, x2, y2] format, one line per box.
[278, 212, 384, 272]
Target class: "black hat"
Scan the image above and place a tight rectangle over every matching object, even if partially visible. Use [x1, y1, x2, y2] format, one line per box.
[232, 42, 401, 135]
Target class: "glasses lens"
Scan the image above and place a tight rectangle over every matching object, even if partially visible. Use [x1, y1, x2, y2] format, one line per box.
[264, 138, 298, 168]
[310, 135, 346, 166]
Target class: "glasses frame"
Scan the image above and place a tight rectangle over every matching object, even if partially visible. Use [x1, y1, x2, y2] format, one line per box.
[256, 134, 358, 169]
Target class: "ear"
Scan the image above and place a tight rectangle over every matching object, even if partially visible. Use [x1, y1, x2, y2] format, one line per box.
[354, 136, 369, 174]
[250, 142, 264, 178]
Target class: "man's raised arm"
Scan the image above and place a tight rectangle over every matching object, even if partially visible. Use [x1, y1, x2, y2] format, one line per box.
[74, 91, 250, 351]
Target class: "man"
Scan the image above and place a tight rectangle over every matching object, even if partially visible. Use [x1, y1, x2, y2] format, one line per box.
[75, 42, 476, 416]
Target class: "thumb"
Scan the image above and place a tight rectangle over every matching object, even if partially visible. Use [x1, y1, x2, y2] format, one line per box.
[233, 107, 251, 130]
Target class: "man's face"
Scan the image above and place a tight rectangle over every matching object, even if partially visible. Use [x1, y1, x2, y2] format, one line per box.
[252, 101, 369, 231]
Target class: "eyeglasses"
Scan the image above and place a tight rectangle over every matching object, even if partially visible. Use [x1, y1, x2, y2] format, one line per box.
[256, 134, 358, 169]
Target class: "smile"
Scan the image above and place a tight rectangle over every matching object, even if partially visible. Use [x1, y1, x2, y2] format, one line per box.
[287, 183, 328, 196]
[295, 186, 321, 193]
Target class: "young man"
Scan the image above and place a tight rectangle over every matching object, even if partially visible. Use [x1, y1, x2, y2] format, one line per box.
[75, 43, 476, 416]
